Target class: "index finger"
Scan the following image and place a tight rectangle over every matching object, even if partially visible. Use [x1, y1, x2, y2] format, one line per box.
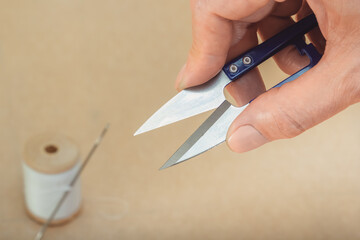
[175, 0, 281, 91]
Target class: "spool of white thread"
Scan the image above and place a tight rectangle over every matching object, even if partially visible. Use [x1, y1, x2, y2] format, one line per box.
[22, 133, 82, 225]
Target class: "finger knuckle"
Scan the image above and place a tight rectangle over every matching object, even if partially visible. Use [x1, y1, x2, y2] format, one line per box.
[271, 106, 306, 139]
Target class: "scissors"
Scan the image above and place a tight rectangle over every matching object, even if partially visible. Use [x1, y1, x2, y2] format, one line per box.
[135, 14, 322, 169]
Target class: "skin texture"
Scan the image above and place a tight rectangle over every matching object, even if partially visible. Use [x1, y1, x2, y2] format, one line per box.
[176, 0, 360, 153]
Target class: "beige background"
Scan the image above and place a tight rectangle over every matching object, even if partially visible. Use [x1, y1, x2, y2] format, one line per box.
[1, 1, 360, 239]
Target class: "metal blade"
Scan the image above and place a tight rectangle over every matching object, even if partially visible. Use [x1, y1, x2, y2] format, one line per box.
[160, 101, 249, 169]
[134, 71, 231, 136]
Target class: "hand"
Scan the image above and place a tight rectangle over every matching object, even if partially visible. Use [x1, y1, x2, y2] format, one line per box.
[176, 0, 360, 153]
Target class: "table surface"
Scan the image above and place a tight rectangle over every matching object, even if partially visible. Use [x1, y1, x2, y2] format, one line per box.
[1, 1, 360, 239]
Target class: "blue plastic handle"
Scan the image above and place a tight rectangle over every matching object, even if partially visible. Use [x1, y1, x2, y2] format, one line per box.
[247, 40, 322, 103]
[223, 14, 319, 81]
[270, 39, 321, 89]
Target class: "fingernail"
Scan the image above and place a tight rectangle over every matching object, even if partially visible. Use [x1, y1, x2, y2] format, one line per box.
[228, 125, 268, 153]
[176, 64, 187, 91]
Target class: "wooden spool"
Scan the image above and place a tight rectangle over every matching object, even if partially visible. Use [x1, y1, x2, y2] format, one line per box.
[23, 133, 81, 225]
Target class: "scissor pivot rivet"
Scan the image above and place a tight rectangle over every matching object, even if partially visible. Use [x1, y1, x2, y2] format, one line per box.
[242, 56, 252, 65]
[229, 64, 238, 73]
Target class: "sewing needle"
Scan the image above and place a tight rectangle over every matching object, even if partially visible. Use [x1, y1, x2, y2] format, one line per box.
[33, 123, 110, 240]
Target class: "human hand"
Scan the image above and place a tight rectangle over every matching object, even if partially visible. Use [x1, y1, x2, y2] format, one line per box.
[176, 0, 360, 153]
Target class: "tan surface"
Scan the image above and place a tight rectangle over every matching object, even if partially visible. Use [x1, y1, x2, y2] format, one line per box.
[1, 1, 360, 239]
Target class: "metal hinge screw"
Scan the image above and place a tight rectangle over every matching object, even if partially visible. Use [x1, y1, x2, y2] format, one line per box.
[242, 56, 252, 65]
[229, 64, 238, 73]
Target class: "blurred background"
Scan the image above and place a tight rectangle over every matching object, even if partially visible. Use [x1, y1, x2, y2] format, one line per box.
[1, 0, 360, 239]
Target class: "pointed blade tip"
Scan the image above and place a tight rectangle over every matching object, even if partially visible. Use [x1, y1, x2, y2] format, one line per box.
[133, 126, 148, 136]
[134, 120, 162, 136]
[158, 165, 168, 171]
[159, 161, 176, 170]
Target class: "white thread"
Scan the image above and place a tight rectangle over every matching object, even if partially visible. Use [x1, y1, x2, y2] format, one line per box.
[23, 161, 81, 221]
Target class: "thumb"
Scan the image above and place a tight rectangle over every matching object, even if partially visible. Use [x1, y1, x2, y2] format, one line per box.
[226, 54, 359, 153]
